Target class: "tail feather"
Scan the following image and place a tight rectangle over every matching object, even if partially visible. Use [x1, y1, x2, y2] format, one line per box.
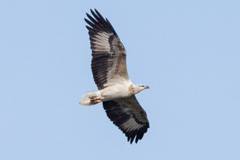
[79, 91, 101, 106]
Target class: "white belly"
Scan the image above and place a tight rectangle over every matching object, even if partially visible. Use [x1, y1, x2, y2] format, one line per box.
[100, 84, 132, 101]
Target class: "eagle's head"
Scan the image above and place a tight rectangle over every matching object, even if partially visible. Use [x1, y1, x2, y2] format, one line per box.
[132, 84, 149, 94]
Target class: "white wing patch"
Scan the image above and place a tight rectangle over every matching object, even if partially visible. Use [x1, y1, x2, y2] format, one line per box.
[120, 107, 142, 132]
[120, 118, 142, 132]
[92, 32, 113, 52]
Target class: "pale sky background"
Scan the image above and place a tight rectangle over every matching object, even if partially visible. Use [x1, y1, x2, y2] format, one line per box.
[1, 0, 240, 160]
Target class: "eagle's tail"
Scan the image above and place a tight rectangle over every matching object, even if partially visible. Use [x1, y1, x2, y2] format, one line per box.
[79, 91, 102, 106]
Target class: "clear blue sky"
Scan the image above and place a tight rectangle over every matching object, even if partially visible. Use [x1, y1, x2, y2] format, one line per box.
[1, 0, 240, 160]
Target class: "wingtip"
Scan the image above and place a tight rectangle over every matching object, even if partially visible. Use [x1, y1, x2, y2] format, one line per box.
[94, 9, 101, 16]
[90, 8, 96, 16]
[127, 135, 136, 144]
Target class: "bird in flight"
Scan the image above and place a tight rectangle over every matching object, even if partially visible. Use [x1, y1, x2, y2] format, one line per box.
[80, 9, 150, 144]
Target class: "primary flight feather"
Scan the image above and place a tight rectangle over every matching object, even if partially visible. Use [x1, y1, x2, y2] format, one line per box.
[80, 9, 150, 144]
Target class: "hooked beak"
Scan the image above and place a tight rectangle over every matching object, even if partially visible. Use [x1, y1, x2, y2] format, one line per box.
[145, 86, 150, 89]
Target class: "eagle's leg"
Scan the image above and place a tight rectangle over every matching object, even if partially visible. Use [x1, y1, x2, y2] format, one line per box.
[90, 96, 102, 104]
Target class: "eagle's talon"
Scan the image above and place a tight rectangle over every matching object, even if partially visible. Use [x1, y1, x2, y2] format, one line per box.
[90, 97, 102, 104]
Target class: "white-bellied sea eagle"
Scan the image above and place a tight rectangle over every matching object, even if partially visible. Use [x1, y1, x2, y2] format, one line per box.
[80, 9, 150, 144]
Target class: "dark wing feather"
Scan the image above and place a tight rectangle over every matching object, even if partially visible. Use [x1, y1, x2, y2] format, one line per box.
[85, 9, 129, 90]
[103, 95, 149, 143]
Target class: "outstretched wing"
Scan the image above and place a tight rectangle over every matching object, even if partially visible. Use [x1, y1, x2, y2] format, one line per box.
[84, 9, 129, 90]
[103, 95, 149, 143]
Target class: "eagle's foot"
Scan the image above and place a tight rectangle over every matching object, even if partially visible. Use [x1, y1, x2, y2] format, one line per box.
[90, 96, 102, 104]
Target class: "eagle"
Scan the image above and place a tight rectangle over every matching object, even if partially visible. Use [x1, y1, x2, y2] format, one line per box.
[80, 9, 150, 144]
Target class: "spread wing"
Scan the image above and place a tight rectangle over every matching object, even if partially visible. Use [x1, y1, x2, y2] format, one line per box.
[103, 95, 149, 143]
[84, 9, 129, 90]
